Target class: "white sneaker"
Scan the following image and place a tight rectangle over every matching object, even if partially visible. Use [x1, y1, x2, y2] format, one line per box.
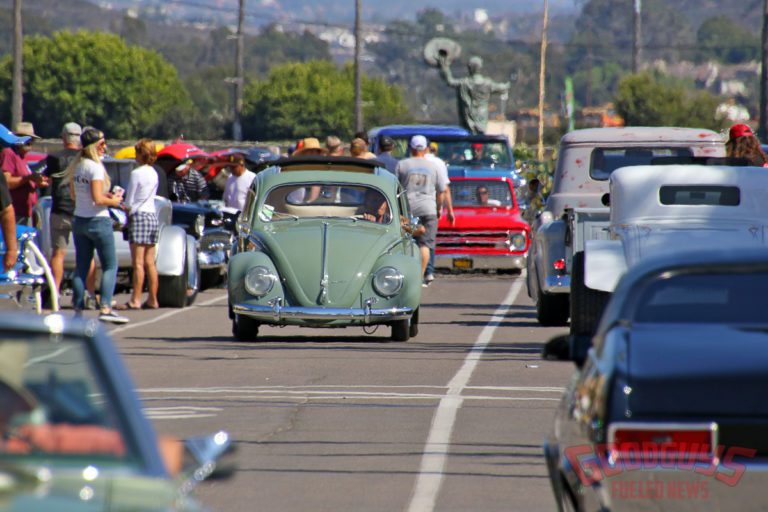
[424, 273, 435, 283]
[422, 282, 430, 288]
[98, 310, 129, 324]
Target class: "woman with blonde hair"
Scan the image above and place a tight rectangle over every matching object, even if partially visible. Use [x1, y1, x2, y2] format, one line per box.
[117, 138, 160, 310]
[67, 127, 128, 323]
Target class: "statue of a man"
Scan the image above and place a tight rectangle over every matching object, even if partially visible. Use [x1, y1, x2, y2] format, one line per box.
[438, 55, 511, 134]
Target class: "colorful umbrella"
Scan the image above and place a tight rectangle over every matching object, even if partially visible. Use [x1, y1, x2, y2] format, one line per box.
[157, 142, 209, 161]
[114, 142, 165, 160]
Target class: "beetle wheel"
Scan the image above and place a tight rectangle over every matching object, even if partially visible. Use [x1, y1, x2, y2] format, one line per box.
[233, 314, 260, 341]
[391, 318, 410, 342]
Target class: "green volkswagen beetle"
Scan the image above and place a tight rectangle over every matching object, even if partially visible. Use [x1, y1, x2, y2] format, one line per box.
[228, 156, 423, 341]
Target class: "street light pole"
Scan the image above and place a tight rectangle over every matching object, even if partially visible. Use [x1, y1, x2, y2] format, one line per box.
[354, 0, 363, 133]
[632, 0, 642, 73]
[537, 0, 549, 161]
[232, 0, 245, 141]
[11, 0, 23, 127]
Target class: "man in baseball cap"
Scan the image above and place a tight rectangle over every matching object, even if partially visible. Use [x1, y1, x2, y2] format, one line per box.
[395, 135, 449, 287]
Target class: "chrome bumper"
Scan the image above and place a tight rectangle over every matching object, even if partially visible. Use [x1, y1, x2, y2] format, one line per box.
[0, 274, 47, 310]
[434, 253, 527, 270]
[542, 273, 570, 294]
[233, 299, 413, 324]
[198, 248, 227, 269]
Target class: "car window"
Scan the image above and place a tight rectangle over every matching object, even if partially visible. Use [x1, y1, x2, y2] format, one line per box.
[451, 180, 513, 207]
[385, 139, 511, 167]
[659, 186, 740, 206]
[590, 147, 693, 180]
[261, 183, 392, 224]
[242, 189, 257, 224]
[631, 272, 768, 324]
[0, 335, 130, 460]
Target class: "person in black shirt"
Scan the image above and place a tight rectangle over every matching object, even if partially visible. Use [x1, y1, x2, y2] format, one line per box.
[44, 123, 95, 295]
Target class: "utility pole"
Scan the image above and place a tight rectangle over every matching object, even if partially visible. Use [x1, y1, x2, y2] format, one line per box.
[537, 0, 549, 161]
[231, 0, 245, 141]
[760, 0, 768, 140]
[354, 0, 363, 133]
[11, 0, 23, 127]
[632, 0, 642, 73]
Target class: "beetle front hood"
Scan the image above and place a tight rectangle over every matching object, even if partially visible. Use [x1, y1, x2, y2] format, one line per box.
[261, 220, 397, 306]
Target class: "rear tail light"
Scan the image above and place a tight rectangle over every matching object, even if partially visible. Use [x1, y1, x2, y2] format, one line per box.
[608, 422, 718, 462]
[553, 259, 566, 271]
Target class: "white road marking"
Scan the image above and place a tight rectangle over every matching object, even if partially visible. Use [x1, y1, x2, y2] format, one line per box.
[407, 278, 526, 512]
[108, 293, 228, 335]
[144, 406, 223, 420]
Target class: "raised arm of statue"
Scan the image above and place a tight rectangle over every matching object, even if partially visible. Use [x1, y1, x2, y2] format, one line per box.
[491, 80, 511, 93]
[438, 55, 461, 87]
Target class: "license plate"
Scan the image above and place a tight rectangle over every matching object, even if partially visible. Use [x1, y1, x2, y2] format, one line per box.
[453, 258, 473, 270]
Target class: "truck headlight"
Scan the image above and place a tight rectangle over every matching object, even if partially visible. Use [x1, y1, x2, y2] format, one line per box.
[244, 266, 276, 297]
[372, 267, 403, 297]
[509, 233, 527, 251]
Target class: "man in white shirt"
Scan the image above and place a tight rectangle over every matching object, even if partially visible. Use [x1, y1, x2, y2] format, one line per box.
[223, 154, 256, 211]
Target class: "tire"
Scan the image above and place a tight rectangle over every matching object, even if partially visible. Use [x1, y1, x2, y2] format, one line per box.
[536, 289, 570, 326]
[157, 251, 188, 308]
[200, 268, 223, 290]
[233, 314, 259, 341]
[408, 308, 419, 338]
[391, 318, 410, 342]
[570, 251, 609, 337]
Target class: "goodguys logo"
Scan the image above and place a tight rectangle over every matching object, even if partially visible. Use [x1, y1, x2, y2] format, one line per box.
[564, 444, 756, 488]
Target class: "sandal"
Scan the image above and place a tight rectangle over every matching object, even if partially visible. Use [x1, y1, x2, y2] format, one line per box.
[115, 302, 142, 311]
[141, 302, 159, 310]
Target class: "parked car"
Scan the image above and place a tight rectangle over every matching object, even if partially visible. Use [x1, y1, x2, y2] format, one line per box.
[0, 312, 233, 511]
[228, 156, 422, 341]
[368, 124, 469, 155]
[543, 250, 768, 512]
[527, 126, 725, 327]
[574, 162, 768, 336]
[435, 175, 529, 271]
[32, 158, 199, 308]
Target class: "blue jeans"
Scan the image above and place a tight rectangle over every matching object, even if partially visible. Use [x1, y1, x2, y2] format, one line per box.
[73, 216, 117, 311]
[426, 248, 435, 276]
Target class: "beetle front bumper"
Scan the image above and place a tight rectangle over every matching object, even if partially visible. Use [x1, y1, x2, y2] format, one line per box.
[232, 300, 413, 324]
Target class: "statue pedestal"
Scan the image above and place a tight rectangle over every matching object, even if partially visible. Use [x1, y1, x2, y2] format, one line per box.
[485, 120, 517, 146]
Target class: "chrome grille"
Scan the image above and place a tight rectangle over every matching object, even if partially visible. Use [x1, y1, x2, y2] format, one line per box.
[437, 230, 511, 249]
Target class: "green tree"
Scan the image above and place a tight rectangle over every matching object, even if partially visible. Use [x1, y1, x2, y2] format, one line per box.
[242, 60, 412, 140]
[614, 72, 723, 130]
[696, 16, 759, 64]
[0, 30, 192, 138]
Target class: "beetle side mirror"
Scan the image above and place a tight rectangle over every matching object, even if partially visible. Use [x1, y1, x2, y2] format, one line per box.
[183, 430, 237, 481]
[601, 193, 610, 207]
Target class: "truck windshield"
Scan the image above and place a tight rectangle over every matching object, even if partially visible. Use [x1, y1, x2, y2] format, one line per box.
[591, 147, 693, 180]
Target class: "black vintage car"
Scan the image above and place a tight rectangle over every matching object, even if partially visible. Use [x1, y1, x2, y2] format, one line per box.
[544, 250, 768, 512]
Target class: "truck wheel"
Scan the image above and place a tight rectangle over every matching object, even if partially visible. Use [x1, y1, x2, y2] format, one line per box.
[536, 290, 569, 326]
[200, 268, 223, 290]
[158, 252, 189, 308]
[570, 251, 609, 337]
[391, 318, 410, 342]
[233, 314, 259, 341]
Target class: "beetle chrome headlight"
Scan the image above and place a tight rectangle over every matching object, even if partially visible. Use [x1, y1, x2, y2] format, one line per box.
[508, 232, 527, 251]
[244, 266, 277, 297]
[372, 267, 403, 297]
[194, 214, 205, 238]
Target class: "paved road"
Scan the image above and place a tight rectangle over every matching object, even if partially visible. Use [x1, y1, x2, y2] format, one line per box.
[102, 272, 574, 511]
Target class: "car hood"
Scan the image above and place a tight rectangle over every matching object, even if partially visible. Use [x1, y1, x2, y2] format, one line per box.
[0, 464, 181, 511]
[622, 222, 767, 266]
[439, 208, 527, 230]
[623, 324, 768, 417]
[261, 220, 396, 306]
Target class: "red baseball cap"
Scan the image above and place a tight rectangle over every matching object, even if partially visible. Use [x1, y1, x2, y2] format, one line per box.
[471, 143, 483, 150]
[729, 123, 754, 139]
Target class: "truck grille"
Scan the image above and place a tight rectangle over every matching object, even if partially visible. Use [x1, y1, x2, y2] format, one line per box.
[437, 230, 511, 249]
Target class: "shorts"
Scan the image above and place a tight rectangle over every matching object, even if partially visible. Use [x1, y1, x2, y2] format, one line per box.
[50, 212, 73, 250]
[127, 212, 159, 245]
[414, 215, 438, 250]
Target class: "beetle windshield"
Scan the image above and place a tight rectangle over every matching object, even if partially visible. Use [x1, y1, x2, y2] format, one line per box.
[0, 335, 131, 461]
[451, 180, 513, 207]
[632, 272, 768, 324]
[261, 183, 392, 224]
[591, 147, 693, 180]
[385, 139, 512, 167]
